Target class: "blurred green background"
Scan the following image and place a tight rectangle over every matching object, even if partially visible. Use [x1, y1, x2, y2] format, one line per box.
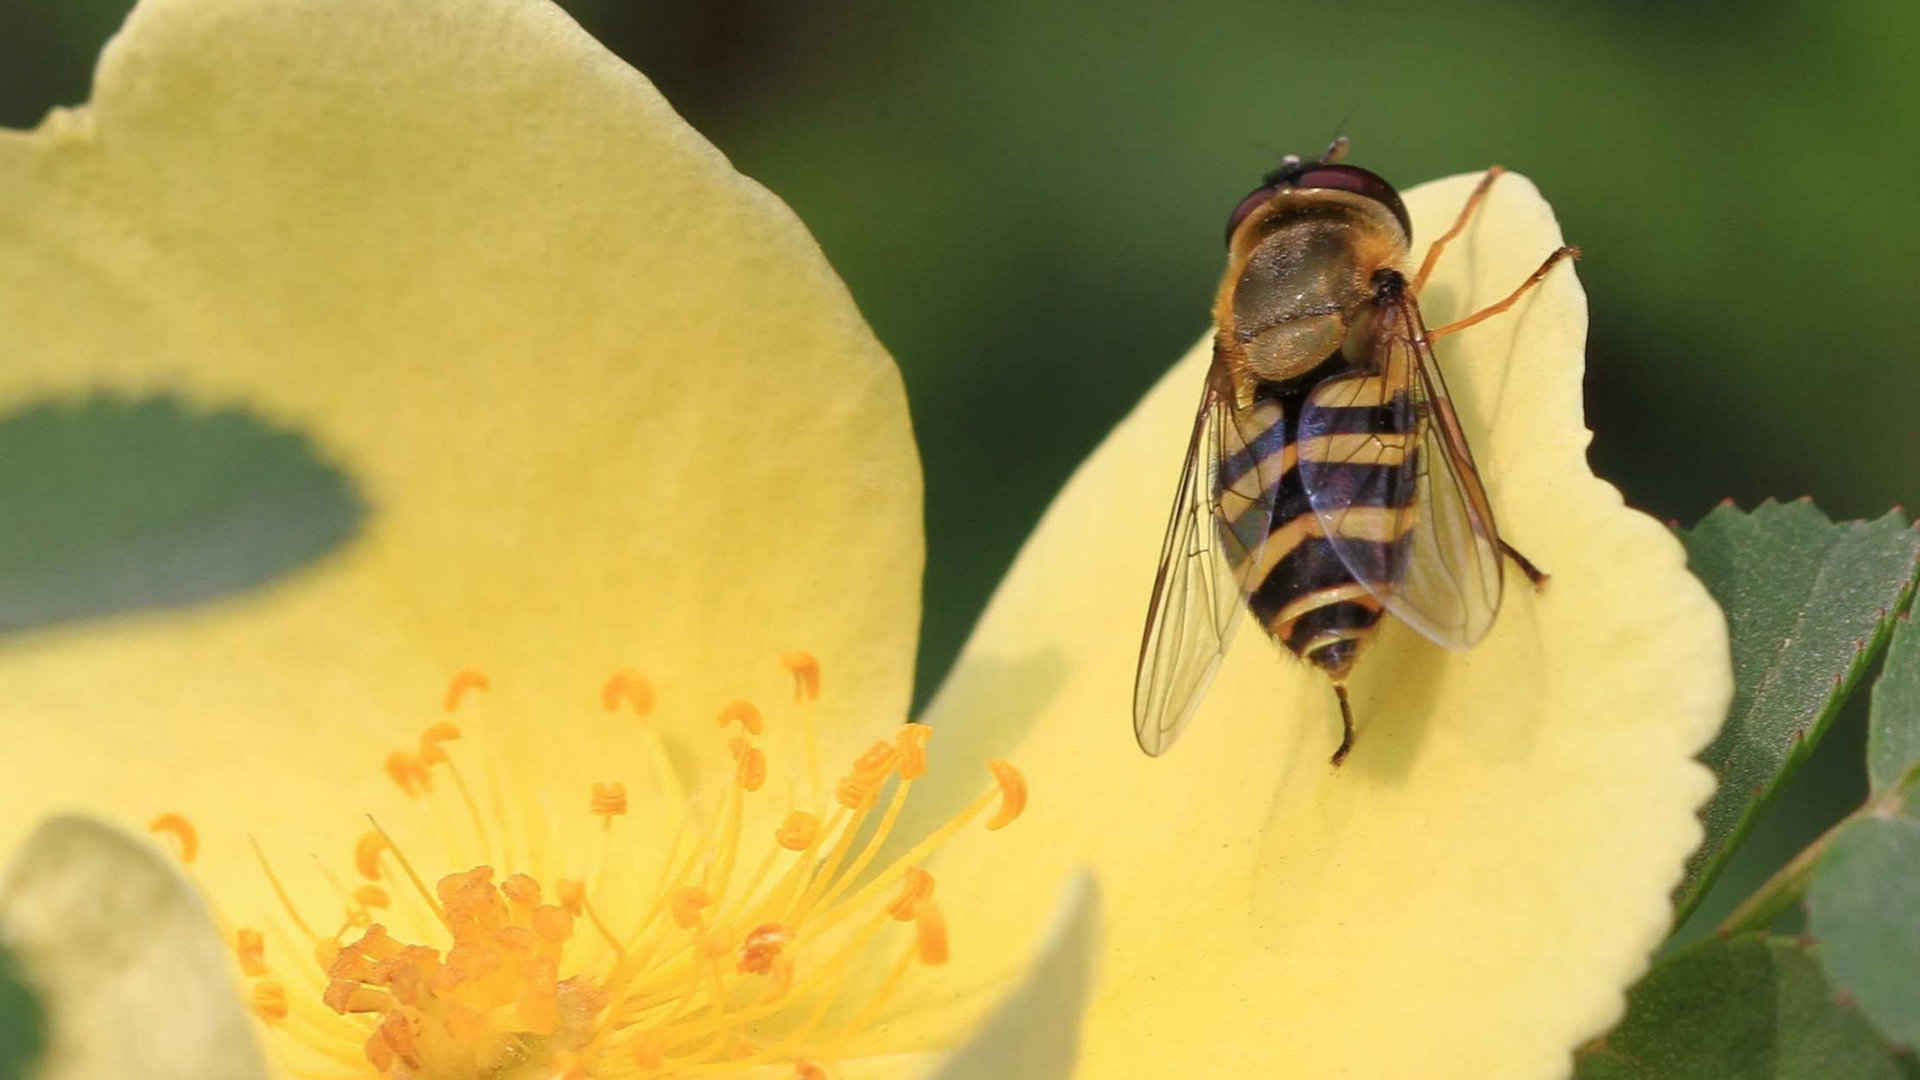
[2, 0, 1913, 937]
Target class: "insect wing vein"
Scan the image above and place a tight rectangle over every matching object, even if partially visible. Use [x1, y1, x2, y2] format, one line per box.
[1296, 296, 1503, 649]
[1132, 370, 1282, 754]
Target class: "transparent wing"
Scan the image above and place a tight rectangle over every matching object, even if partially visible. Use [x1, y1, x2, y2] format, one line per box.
[1295, 293, 1503, 649]
[1133, 363, 1285, 754]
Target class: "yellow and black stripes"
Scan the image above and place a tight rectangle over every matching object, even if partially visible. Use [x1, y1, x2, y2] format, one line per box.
[1222, 362, 1419, 680]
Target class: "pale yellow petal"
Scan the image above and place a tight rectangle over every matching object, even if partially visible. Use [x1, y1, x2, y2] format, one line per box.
[0, 0, 917, 904]
[912, 173, 1730, 1078]
[0, 815, 268, 1080]
[926, 871, 1098, 1080]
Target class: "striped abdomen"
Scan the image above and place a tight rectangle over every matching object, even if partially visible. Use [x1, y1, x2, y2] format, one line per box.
[1220, 364, 1417, 680]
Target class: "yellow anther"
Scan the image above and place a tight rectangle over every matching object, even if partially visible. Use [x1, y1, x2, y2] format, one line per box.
[532, 904, 573, 944]
[780, 651, 822, 702]
[738, 922, 793, 975]
[735, 746, 767, 792]
[383, 751, 432, 797]
[985, 760, 1027, 831]
[590, 781, 628, 821]
[417, 721, 461, 765]
[250, 979, 289, 1024]
[851, 739, 897, 779]
[354, 885, 391, 910]
[914, 900, 950, 966]
[555, 878, 586, 916]
[601, 669, 654, 716]
[234, 927, 268, 976]
[632, 1035, 665, 1070]
[669, 885, 711, 929]
[795, 1061, 828, 1080]
[895, 723, 932, 780]
[887, 867, 935, 921]
[441, 668, 490, 712]
[353, 831, 388, 880]
[776, 811, 819, 851]
[835, 773, 879, 811]
[367, 1013, 417, 1073]
[148, 812, 198, 864]
[501, 874, 541, 906]
[323, 979, 393, 1015]
[718, 699, 765, 735]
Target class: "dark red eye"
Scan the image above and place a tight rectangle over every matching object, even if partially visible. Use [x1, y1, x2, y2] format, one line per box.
[1287, 165, 1412, 241]
[1223, 184, 1280, 247]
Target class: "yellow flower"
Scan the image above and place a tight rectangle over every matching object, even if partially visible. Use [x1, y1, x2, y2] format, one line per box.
[0, 1, 1728, 1079]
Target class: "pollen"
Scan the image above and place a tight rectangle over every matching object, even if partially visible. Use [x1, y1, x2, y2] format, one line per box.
[223, 656, 1026, 1078]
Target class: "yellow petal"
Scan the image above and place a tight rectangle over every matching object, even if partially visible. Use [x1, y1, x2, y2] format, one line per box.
[913, 172, 1731, 1077]
[0, 0, 917, 889]
[0, 815, 268, 1080]
[928, 872, 1098, 1080]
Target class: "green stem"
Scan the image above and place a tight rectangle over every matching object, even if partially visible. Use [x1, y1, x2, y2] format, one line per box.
[1716, 771, 1918, 937]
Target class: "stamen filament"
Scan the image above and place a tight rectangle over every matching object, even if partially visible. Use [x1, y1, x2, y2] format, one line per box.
[363, 816, 446, 926]
[250, 836, 324, 943]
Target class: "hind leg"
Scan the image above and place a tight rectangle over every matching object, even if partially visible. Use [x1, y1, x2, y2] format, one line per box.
[1330, 683, 1356, 766]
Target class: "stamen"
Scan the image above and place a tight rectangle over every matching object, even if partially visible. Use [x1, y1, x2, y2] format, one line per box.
[383, 752, 431, 797]
[441, 668, 489, 712]
[776, 811, 820, 851]
[233, 660, 1034, 1078]
[734, 745, 767, 792]
[250, 980, 289, 1024]
[249, 836, 323, 943]
[235, 927, 268, 975]
[416, 721, 461, 765]
[148, 812, 198, 864]
[985, 760, 1027, 830]
[886, 868, 934, 921]
[363, 817, 445, 925]
[895, 723, 932, 780]
[914, 901, 949, 966]
[738, 922, 792, 975]
[780, 652, 821, 702]
[671, 885, 712, 930]
[353, 831, 387, 880]
[718, 699, 765, 735]
[602, 669, 655, 716]
[591, 781, 629, 824]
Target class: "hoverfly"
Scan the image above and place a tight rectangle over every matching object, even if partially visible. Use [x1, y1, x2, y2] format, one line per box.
[1133, 137, 1576, 764]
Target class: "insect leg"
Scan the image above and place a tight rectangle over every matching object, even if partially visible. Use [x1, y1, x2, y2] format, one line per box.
[1410, 165, 1506, 294]
[1427, 246, 1580, 340]
[1330, 683, 1356, 766]
[1500, 540, 1550, 591]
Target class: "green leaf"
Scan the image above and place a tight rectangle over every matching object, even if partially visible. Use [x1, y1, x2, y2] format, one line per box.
[1575, 935, 1908, 1079]
[1869, 616, 1920, 794]
[1806, 806, 1920, 1052]
[0, 394, 366, 636]
[0, 945, 44, 1080]
[1673, 500, 1920, 919]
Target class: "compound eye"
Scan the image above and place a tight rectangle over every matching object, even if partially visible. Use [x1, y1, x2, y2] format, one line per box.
[1223, 185, 1279, 248]
[1287, 165, 1412, 241]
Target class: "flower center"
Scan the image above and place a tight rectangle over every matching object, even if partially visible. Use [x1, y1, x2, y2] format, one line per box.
[153, 654, 1025, 1078]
